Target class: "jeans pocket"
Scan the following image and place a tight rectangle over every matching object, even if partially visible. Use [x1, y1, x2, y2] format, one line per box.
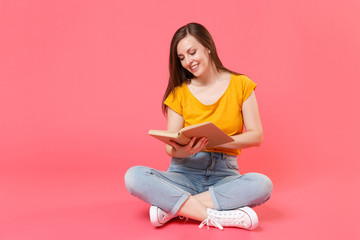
[225, 157, 239, 170]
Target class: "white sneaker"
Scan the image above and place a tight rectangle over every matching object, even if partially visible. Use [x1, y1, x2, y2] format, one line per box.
[149, 206, 177, 227]
[199, 207, 259, 230]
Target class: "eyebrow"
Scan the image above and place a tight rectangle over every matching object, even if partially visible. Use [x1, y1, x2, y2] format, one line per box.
[177, 46, 195, 57]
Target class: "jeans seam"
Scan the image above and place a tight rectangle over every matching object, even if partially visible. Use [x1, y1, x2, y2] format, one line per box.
[152, 169, 198, 193]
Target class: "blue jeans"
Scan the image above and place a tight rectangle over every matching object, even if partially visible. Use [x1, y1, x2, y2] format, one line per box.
[124, 152, 273, 215]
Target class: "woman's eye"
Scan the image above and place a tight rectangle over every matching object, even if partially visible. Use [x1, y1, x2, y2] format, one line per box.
[190, 51, 196, 55]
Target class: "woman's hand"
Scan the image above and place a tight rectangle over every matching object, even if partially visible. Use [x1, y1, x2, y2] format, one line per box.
[167, 137, 208, 158]
[165, 107, 208, 158]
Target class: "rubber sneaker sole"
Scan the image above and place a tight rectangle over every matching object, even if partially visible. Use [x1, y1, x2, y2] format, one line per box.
[239, 207, 259, 230]
[149, 206, 163, 227]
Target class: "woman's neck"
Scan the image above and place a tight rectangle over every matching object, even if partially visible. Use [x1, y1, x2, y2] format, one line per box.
[191, 63, 223, 86]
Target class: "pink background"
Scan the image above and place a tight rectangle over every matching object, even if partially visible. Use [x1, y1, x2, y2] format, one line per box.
[1, 0, 359, 239]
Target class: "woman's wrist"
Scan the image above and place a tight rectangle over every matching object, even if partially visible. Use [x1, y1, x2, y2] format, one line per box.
[166, 146, 189, 158]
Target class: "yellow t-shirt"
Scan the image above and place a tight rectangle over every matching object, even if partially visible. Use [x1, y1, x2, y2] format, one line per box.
[164, 74, 257, 156]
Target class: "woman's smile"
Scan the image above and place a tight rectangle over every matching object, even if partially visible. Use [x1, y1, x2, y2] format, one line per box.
[190, 63, 199, 72]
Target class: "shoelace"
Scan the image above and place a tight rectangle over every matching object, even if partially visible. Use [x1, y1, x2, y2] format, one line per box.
[199, 216, 224, 230]
[199, 209, 250, 230]
[160, 212, 187, 223]
[213, 210, 249, 228]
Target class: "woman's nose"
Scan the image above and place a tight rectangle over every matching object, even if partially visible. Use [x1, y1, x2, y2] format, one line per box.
[185, 56, 192, 66]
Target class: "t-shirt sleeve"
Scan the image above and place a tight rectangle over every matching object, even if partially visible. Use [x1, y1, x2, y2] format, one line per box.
[163, 87, 183, 116]
[241, 75, 257, 103]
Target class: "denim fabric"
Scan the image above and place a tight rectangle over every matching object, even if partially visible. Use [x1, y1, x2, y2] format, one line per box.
[125, 151, 273, 215]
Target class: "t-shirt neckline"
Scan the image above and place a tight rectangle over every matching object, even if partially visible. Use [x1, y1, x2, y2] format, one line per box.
[184, 74, 233, 107]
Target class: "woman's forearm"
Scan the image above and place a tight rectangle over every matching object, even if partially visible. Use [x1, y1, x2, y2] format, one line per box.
[217, 130, 263, 150]
[164, 129, 262, 156]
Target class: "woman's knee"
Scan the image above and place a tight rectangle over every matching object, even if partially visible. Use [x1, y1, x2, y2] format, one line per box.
[246, 172, 273, 201]
[124, 166, 150, 194]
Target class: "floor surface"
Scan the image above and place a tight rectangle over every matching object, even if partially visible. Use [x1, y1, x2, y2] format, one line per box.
[1, 159, 358, 240]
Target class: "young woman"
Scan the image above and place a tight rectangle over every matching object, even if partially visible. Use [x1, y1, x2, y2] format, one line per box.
[125, 23, 273, 230]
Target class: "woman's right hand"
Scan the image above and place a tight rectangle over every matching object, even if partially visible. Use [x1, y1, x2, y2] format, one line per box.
[167, 137, 208, 158]
[165, 107, 208, 158]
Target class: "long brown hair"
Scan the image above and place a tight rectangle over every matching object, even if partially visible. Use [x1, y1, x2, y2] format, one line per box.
[162, 22, 239, 114]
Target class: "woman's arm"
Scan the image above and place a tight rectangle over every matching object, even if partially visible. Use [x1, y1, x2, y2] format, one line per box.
[165, 107, 208, 158]
[218, 91, 263, 149]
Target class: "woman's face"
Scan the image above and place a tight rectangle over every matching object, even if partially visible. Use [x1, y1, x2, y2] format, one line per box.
[176, 35, 211, 78]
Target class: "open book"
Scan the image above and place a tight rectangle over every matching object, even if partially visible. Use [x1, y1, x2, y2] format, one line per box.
[148, 122, 234, 148]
